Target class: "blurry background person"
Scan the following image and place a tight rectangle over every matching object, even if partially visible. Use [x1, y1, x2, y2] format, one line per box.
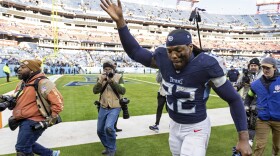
[93, 61, 126, 156]
[3, 63, 11, 82]
[14, 65, 19, 77]
[244, 57, 280, 156]
[227, 65, 240, 86]
[149, 70, 167, 132]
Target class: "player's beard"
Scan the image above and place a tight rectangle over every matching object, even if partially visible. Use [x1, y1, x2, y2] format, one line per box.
[173, 60, 186, 70]
[173, 52, 191, 70]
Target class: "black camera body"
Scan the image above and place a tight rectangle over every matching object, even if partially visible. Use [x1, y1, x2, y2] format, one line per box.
[247, 103, 258, 130]
[107, 72, 114, 78]
[0, 95, 16, 112]
[236, 69, 253, 91]
[94, 100, 101, 112]
[120, 98, 129, 105]
[232, 146, 242, 156]
[32, 115, 62, 130]
[120, 98, 130, 119]
[242, 69, 252, 84]
[104, 72, 114, 81]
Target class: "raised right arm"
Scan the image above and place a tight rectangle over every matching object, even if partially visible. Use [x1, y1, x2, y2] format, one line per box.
[118, 26, 154, 67]
[100, 0, 157, 67]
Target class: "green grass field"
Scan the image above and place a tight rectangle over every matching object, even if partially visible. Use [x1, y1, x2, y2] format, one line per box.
[0, 74, 273, 156]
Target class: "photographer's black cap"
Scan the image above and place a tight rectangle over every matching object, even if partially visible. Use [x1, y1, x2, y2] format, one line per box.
[249, 58, 260, 66]
[103, 62, 114, 69]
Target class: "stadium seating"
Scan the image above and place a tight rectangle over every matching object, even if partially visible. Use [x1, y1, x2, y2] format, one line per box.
[0, 0, 279, 73]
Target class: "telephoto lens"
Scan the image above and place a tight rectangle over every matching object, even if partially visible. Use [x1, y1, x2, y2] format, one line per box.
[32, 115, 62, 130]
[122, 107, 130, 119]
[0, 101, 10, 112]
[120, 98, 130, 119]
[108, 72, 114, 78]
[32, 121, 49, 130]
[94, 101, 101, 112]
[0, 95, 16, 112]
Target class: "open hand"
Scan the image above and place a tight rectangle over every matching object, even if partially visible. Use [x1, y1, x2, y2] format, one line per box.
[100, 0, 126, 27]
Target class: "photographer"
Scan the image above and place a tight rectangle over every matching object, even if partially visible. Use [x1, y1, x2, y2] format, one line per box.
[236, 58, 262, 147]
[236, 58, 262, 100]
[1, 59, 63, 156]
[93, 61, 126, 156]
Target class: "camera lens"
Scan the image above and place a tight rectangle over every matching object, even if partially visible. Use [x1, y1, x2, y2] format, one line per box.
[32, 121, 49, 130]
[0, 101, 9, 112]
[108, 72, 114, 78]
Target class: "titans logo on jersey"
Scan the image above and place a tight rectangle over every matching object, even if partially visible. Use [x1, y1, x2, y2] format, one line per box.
[154, 47, 227, 124]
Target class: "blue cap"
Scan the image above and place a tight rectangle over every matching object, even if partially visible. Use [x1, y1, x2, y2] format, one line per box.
[261, 57, 277, 68]
[166, 29, 192, 47]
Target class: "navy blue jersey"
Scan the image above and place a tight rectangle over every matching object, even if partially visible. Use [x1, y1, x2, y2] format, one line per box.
[154, 47, 227, 124]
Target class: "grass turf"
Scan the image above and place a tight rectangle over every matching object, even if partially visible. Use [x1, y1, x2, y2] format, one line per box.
[0, 74, 273, 156]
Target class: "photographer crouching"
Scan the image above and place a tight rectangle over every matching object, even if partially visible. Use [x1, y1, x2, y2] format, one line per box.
[236, 58, 262, 147]
[93, 61, 127, 156]
[0, 59, 63, 156]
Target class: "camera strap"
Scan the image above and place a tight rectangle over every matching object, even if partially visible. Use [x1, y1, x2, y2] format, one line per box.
[33, 76, 50, 117]
[25, 76, 50, 117]
[99, 82, 109, 101]
[110, 83, 120, 100]
[14, 82, 25, 99]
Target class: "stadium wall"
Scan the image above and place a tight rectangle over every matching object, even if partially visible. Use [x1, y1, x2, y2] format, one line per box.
[0, 64, 158, 77]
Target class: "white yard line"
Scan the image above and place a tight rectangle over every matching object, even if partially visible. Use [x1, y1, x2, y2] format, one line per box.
[0, 107, 233, 155]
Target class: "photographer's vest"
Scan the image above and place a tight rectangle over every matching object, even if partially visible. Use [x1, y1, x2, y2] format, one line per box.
[100, 74, 122, 108]
[251, 77, 280, 121]
[16, 77, 55, 118]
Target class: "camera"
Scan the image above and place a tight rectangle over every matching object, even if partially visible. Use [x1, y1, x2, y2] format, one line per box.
[246, 104, 258, 130]
[104, 72, 114, 81]
[236, 69, 252, 91]
[232, 146, 242, 156]
[94, 100, 101, 112]
[119, 98, 130, 119]
[31, 115, 62, 130]
[8, 116, 20, 131]
[242, 69, 252, 84]
[0, 95, 16, 112]
[107, 72, 114, 78]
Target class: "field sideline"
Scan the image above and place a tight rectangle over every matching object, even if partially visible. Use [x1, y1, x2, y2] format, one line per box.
[0, 74, 273, 156]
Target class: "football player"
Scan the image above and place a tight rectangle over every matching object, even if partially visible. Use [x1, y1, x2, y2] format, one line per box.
[100, 0, 252, 155]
